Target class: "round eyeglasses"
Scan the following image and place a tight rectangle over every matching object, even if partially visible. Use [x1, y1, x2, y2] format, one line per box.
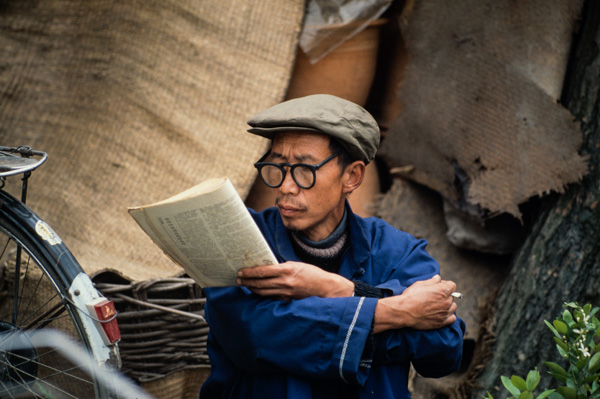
[254, 151, 341, 189]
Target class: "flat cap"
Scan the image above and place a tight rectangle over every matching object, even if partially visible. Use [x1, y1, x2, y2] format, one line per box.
[247, 94, 380, 164]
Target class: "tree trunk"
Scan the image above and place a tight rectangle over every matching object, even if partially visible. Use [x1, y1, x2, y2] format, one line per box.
[474, 0, 600, 396]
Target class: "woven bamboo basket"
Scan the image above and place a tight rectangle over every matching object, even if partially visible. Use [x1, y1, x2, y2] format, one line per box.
[95, 275, 210, 383]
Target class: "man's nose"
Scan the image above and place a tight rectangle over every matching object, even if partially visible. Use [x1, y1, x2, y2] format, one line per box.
[279, 168, 299, 195]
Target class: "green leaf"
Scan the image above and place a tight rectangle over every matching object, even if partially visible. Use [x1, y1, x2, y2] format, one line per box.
[554, 337, 568, 352]
[547, 320, 563, 339]
[545, 361, 569, 377]
[519, 391, 534, 399]
[576, 355, 589, 371]
[548, 371, 568, 384]
[557, 344, 568, 358]
[590, 352, 600, 373]
[554, 320, 569, 335]
[503, 376, 522, 397]
[584, 373, 599, 384]
[527, 369, 541, 391]
[536, 390, 556, 399]
[558, 386, 577, 399]
[512, 375, 528, 391]
[548, 392, 564, 399]
[584, 304, 593, 315]
[563, 310, 574, 326]
[484, 392, 494, 399]
[592, 380, 599, 394]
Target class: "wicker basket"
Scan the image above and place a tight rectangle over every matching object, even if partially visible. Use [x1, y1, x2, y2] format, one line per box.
[95, 275, 210, 383]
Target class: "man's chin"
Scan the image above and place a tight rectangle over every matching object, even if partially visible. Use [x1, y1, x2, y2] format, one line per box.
[281, 219, 300, 232]
[280, 216, 305, 233]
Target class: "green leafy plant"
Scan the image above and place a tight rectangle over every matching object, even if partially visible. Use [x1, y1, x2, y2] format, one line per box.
[486, 302, 600, 399]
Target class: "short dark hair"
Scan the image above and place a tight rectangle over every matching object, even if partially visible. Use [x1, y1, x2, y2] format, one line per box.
[328, 137, 354, 172]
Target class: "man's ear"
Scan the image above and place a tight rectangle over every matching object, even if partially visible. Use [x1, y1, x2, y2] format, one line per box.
[342, 161, 366, 194]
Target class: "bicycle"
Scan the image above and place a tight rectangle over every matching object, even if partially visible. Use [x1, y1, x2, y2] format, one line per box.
[0, 146, 123, 398]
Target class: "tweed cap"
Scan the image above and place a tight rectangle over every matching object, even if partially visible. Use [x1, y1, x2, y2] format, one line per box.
[247, 94, 380, 164]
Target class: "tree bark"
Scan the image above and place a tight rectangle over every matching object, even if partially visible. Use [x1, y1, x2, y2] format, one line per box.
[475, 0, 600, 396]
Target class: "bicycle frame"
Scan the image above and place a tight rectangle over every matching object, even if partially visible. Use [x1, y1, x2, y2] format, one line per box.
[0, 145, 122, 398]
[0, 189, 121, 367]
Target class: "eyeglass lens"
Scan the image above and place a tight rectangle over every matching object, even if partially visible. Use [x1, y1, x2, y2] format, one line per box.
[261, 164, 314, 188]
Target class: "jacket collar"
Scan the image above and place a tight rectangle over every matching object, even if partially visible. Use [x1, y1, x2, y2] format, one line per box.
[273, 200, 371, 275]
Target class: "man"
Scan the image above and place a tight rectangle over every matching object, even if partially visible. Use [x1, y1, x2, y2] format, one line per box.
[200, 94, 465, 398]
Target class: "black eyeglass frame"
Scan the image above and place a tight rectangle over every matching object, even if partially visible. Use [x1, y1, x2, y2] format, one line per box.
[254, 150, 341, 189]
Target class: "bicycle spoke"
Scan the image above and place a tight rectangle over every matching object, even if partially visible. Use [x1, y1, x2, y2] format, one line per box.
[1, 331, 77, 368]
[0, 379, 18, 398]
[21, 300, 67, 331]
[11, 248, 21, 326]
[3, 349, 94, 385]
[1, 349, 94, 398]
[16, 255, 42, 325]
[1, 361, 81, 399]
[0, 239, 10, 262]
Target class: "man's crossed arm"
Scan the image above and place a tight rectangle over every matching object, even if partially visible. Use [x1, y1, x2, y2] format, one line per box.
[236, 262, 458, 333]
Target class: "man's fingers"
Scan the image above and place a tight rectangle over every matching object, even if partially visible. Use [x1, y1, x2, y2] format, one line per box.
[439, 280, 457, 295]
[238, 275, 280, 288]
[445, 313, 457, 326]
[450, 301, 458, 314]
[238, 265, 283, 279]
[412, 275, 442, 287]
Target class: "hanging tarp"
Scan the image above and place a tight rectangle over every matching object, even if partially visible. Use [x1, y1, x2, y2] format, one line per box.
[379, 0, 588, 220]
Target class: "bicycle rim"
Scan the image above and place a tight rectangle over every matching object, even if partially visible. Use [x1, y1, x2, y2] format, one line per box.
[0, 217, 104, 397]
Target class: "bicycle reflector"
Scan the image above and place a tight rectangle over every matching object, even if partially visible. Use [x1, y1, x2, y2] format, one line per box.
[86, 298, 121, 344]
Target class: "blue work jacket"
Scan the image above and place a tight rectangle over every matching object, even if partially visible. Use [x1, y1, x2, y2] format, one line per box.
[200, 203, 465, 398]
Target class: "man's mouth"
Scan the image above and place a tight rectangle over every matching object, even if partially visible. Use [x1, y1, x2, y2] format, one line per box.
[278, 204, 302, 216]
[276, 199, 306, 217]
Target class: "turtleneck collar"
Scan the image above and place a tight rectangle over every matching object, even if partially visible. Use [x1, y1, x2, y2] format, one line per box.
[293, 208, 348, 249]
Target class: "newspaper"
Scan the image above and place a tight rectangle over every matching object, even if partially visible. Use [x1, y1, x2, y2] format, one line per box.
[128, 177, 277, 287]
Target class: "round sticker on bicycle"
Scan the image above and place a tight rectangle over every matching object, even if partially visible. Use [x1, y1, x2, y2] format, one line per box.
[35, 220, 62, 245]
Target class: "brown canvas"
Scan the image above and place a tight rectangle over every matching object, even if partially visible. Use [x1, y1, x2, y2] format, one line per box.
[379, 0, 588, 220]
[0, 0, 304, 280]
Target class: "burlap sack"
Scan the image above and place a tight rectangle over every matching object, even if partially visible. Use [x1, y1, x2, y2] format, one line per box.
[0, 0, 304, 281]
[379, 0, 588, 220]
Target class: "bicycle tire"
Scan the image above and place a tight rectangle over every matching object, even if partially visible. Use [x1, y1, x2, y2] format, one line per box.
[0, 189, 121, 398]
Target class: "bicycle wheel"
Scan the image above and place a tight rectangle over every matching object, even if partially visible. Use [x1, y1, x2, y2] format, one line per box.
[0, 189, 120, 398]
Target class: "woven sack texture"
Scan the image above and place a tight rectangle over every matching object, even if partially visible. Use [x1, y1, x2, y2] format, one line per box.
[379, 0, 588, 220]
[0, 0, 304, 280]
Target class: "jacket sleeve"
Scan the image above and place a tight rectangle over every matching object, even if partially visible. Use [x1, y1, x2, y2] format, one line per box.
[204, 285, 379, 385]
[373, 319, 465, 377]
[366, 229, 466, 377]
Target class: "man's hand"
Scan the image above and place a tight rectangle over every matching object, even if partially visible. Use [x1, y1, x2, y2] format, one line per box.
[237, 262, 354, 300]
[374, 275, 458, 333]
